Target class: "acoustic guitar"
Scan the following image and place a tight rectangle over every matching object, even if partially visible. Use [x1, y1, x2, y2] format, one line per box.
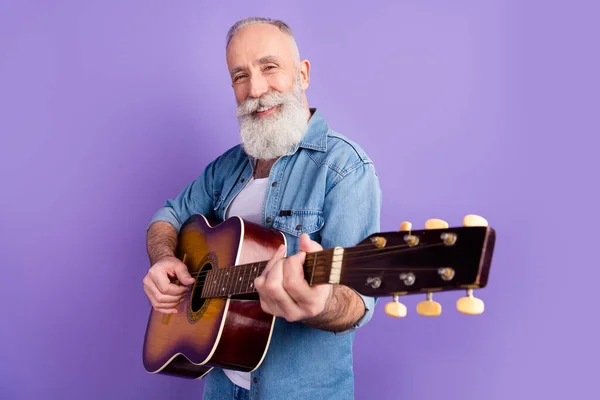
[142, 213, 495, 379]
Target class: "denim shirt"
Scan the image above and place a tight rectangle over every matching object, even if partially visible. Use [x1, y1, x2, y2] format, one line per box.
[148, 108, 382, 399]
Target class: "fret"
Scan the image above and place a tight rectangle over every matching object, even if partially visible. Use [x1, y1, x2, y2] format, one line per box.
[245, 263, 253, 294]
[211, 269, 219, 297]
[228, 269, 234, 294]
[245, 263, 254, 294]
[216, 267, 224, 297]
[223, 269, 230, 296]
[243, 263, 251, 295]
[309, 253, 317, 285]
[223, 268, 231, 296]
[242, 263, 250, 295]
[212, 269, 219, 297]
[303, 250, 332, 285]
[249, 262, 260, 293]
[227, 268, 234, 295]
[236, 264, 244, 296]
[233, 264, 239, 295]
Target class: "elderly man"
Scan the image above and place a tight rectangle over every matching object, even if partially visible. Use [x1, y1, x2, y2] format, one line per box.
[143, 17, 382, 399]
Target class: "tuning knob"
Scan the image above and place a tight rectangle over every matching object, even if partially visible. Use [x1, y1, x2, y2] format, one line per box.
[399, 221, 412, 231]
[456, 289, 485, 315]
[416, 292, 442, 316]
[415, 219, 448, 317]
[385, 294, 407, 318]
[463, 214, 488, 227]
[425, 218, 449, 229]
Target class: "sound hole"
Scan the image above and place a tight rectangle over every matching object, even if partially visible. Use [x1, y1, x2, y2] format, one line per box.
[190, 262, 213, 313]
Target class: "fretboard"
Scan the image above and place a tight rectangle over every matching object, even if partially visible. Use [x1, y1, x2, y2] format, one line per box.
[199, 250, 335, 299]
[201, 261, 267, 298]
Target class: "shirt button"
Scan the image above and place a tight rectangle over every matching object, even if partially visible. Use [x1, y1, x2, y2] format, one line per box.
[296, 224, 302, 230]
[271, 181, 277, 187]
[266, 217, 272, 223]
[253, 377, 258, 383]
[241, 178, 245, 183]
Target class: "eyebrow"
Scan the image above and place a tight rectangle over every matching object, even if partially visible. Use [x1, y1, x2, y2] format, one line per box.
[230, 55, 281, 78]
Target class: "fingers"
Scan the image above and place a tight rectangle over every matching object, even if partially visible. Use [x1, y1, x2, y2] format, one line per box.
[173, 259, 196, 285]
[144, 275, 185, 303]
[255, 245, 299, 318]
[290, 234, 328, 308]
[143, 274, 186, 313]
[281, 251, 313, 306]
[254, 245, 285, 315]
[254, 240, 329, 321]
[150, 257, 193, 295]
[264, 245, 286, 276]
[298, 233, 323, 253]
[264, 256, 298, 316]
[143, 256, 194, 314]
[254, 245, 285, 289]
[150, 269, 189, 296]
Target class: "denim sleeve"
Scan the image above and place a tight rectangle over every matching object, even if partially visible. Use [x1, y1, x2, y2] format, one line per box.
[319, 160, 382, 335]
[147, 159, 218, 233]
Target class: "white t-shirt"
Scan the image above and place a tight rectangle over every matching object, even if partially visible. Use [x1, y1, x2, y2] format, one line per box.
[222, 177, 269, 390]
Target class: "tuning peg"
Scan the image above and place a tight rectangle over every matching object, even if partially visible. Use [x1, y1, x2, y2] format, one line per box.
[399, 221, 412, 231]
[385, 294, 407, 318]
[463, 214, 488, 227]
[425, 218, 449, 229]
[414, 219, 446, 317]
[456, 289, 485, 315]
[416, 292, 442, 317]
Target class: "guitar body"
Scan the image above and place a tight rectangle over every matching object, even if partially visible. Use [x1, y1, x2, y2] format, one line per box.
[142, 215, 285, 379]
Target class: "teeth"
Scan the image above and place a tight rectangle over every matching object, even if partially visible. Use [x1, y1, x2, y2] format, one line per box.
[257, 105, 273, 112]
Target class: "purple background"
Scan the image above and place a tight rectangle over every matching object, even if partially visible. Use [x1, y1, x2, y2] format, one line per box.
[1, 1, 598, 399]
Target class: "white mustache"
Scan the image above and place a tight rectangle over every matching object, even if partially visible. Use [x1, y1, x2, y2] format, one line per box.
[236, 91, 292, 117]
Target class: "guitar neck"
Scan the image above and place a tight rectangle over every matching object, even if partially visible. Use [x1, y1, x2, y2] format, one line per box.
[199, 225, 494, 299]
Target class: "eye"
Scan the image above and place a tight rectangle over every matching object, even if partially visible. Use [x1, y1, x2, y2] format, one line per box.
[263, 65, 276, 71]
[233, 74, 248, 83]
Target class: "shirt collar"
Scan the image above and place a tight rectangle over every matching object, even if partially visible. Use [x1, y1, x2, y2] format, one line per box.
[294, 108, 329, 153]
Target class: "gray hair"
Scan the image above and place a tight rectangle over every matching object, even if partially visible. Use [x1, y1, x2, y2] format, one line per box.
[225, 17, 301, 64]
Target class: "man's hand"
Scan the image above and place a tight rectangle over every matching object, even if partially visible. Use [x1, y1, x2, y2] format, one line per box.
[254, 234, 333, 322]
[143, 256, 196, 314]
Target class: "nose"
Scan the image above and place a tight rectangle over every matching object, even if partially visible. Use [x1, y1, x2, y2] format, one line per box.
[249, 73, 269, 98]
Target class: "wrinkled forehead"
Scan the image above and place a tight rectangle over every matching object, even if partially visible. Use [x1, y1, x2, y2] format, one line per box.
[226, 24, 296, 71]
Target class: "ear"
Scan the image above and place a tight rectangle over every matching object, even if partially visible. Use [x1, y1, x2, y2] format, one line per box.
[299, 59, 311, 90]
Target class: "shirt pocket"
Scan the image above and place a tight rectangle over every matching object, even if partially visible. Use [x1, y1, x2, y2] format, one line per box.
[272, 210, 324, 239]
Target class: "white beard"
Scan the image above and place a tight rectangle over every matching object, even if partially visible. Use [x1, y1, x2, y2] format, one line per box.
[236, 76, 308, 160]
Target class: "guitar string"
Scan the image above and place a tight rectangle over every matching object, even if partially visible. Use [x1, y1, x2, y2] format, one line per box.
[188, 243, 445, 293]
[185, 247, 446, 299]
[192, 267, 447, 299]
[185, 243, 447, 297]
[192, 266, 446, 298]
[186, 241, 445, 280]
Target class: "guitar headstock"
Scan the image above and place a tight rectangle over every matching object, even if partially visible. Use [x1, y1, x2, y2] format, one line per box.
[339, 214, 495, 318]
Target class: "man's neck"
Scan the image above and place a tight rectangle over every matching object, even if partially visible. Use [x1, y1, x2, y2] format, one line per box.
[254, 158, 278, 179]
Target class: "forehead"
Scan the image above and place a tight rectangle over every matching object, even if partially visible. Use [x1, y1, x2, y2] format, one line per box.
[226, 23, 294, 69]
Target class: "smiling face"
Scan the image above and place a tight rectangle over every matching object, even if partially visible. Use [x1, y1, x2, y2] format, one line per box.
[226, 22, 311, 160]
